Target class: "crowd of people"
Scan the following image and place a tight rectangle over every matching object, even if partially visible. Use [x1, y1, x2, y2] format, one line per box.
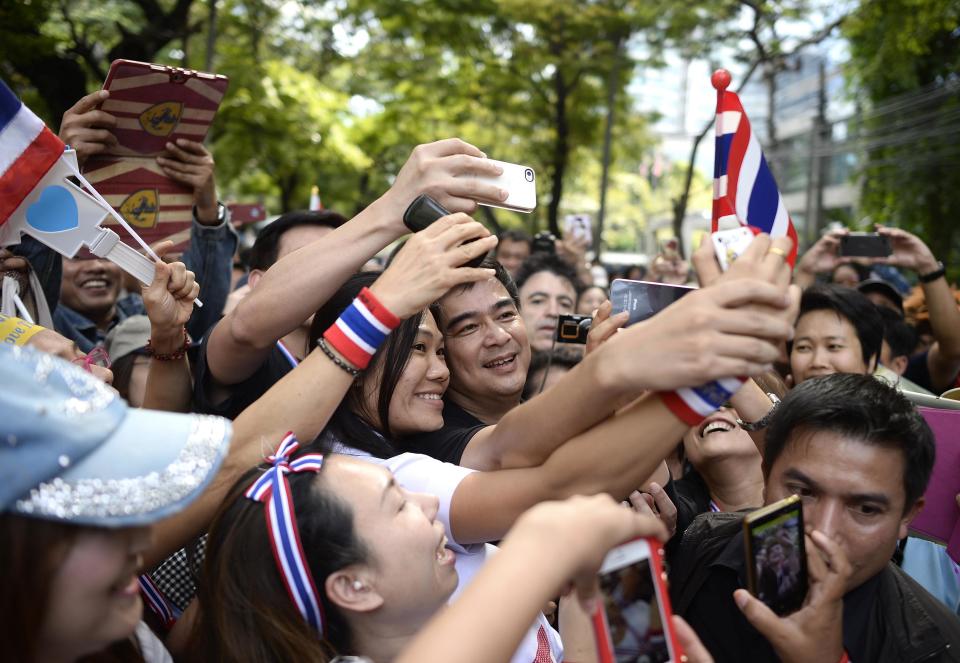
[3, 85, 960, 663]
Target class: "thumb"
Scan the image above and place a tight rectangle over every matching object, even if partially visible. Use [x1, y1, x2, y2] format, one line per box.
[734, 589, 783, 643]
[145, 258, 172, 293]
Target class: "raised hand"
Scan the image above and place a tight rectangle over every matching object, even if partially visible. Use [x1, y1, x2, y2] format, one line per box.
[156, 139, 219, 224]
[734, 530, 852, 663]
[875, 225, 940, 274]
[502, 494, 667, 611]
[628, 483, 678, 540]
[379, 138, 508, 224]
[58, 90, 118, 167]
[142, 241, 199, 350]
[794, 228, 849, 281]
[584, 300, 628, 356]
[369, 213, 498, 319]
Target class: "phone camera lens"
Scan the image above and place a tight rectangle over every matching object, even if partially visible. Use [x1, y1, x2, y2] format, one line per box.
[524, 169, 534, 182]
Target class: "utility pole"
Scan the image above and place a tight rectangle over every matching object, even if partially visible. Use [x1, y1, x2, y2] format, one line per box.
[804, 59, 828, 247]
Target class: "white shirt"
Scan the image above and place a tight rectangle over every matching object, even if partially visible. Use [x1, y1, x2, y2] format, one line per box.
[332, 442, 563, 663]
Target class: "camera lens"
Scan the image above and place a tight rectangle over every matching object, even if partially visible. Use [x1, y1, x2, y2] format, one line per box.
[524, 168, 534, 182]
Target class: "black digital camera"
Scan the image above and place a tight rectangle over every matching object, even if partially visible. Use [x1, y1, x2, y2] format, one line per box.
[532, 230, 556, 255]
[556, 314, 591, 344]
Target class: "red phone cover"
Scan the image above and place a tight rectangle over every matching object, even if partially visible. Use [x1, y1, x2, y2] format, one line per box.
[592, 537, 685, 663]
[81, 60, 229, 249]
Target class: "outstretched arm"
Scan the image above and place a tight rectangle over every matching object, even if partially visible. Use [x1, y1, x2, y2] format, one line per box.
[145, 216, 497, 569]
[450, 236, 798, 544]
[397, 495, 666, 663]
[206, 138, 507, 386]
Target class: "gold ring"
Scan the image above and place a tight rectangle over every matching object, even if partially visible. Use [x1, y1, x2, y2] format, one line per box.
[768, 247, 788, 260]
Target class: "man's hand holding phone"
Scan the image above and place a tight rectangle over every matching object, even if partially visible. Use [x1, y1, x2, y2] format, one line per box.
[58, 90, 118, 167]
[734, 530, 852, 663]
[377, 138, 508, 233]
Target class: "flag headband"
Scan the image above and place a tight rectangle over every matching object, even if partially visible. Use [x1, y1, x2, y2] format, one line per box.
[245, 432, 326, 634]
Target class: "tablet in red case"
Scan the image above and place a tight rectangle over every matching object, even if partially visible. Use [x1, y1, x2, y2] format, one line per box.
[82, 60, 229, 249]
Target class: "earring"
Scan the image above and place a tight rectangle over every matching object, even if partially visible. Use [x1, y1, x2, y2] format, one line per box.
[352, 580, 365, 591]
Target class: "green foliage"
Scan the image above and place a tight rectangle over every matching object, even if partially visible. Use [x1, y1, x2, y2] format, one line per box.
[844, 0, 960, 278]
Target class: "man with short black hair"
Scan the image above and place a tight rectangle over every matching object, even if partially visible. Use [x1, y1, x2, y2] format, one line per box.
[672, 373, 960, 663]
[195, 138, 510, 419]
[494, 229, 532, 278]
[788, 284, 883, 385]
[513, 253, 581, 353]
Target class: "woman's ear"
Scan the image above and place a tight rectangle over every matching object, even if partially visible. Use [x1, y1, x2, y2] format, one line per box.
[326, 567, 384, 614]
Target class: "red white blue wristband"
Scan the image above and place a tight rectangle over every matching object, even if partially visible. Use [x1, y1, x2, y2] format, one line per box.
[659, 377, 746, 427]
[323, 287, 401, 370]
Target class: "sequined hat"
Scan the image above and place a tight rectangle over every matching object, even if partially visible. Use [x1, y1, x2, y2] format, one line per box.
[0, 344, 232, 527]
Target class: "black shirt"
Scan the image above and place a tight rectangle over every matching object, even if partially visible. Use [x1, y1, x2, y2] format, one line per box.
[191, 326, 295, 419]
[401, 399, 487, 464]
[682, 527, 882, 663]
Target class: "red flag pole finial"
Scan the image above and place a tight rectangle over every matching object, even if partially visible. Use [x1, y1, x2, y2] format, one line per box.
[711, 69, 732, 92]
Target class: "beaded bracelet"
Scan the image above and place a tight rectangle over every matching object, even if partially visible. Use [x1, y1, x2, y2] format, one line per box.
[146, 327, 191, 361]
[658, 377, 747, 427]
[318, 338, 361, 378]
[323, 287, 401, 370]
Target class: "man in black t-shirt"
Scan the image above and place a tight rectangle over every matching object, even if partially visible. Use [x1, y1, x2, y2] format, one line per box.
[403, 258, 529, 464]
[193, 139, 510, 419]
[671, 374, 960, 663]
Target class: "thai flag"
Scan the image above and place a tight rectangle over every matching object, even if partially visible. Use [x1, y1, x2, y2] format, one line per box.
[712, 72, 798, 265]
[0, 80, 65, 226]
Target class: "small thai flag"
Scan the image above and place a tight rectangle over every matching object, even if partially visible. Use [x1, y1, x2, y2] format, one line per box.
[0, 79, 66, 226]
[711, 69, 798, 265]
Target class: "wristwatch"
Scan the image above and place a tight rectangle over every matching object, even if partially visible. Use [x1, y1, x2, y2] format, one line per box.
[736, 393, 781, 432]
[194, 201, 227, 225]
[919, 261, 946, 284]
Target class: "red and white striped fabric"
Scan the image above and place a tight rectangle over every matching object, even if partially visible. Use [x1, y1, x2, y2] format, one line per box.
[0, 79, 65, 226]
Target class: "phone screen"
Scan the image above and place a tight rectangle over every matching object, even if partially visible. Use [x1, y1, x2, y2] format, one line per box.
[599, 556, 672, 663]
[609, 279, 693, 327]
[745, 499, 807, 616]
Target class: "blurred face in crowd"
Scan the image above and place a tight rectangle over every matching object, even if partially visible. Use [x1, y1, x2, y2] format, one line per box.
[518, 271, 576, 353]
[577, 285, 606, 316]
[248, 224, 335, 289]
[60, 257, 123, 324]
[790, 310, 869, 384]
[361, 311, 450, 436]
[765, 429, 921, 592]
[495, 239, 530, 278]
[39, 526, 151, 661]
[683, 407, 760, 470]
[831, 264, 861, 289]
[324, 458, 457, 626]
[862, 290, 901, 314]
[438, 278, 531, 406]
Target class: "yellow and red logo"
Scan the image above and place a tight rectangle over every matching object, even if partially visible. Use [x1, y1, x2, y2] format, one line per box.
[119, 189, 159, 229]
[139, 102, 182, 137]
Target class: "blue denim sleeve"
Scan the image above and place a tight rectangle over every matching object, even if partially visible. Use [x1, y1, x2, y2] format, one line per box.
[180, 204, 238, 341]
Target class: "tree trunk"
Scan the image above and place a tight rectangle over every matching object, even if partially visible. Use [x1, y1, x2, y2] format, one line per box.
[548, 68, 570, 237]
[279, 172, 300, 213]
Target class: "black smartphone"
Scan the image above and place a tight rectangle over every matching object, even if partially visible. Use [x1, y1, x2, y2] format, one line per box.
[532, 231, 556, 255]
[743, 495, 808, 616]
[402, 194, 485, 268]
[839, 232, 891, 258]
[609, 279, 694, 327]
[556, 314, 591, 344]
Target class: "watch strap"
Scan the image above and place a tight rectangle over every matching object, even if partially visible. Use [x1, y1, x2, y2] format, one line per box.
[918, 261, 946, 284]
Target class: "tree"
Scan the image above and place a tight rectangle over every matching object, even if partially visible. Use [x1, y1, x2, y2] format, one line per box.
[844, 0, 960, 279]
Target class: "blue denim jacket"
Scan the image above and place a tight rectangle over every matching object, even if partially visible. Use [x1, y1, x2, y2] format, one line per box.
[53, 208, 238, 353]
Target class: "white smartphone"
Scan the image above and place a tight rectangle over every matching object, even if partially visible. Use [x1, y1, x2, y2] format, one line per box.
[711, 226, 756, 272]
[470, 159, 537, 213]
[564, 214, 593, 246]
[592, 537, 683, 663]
